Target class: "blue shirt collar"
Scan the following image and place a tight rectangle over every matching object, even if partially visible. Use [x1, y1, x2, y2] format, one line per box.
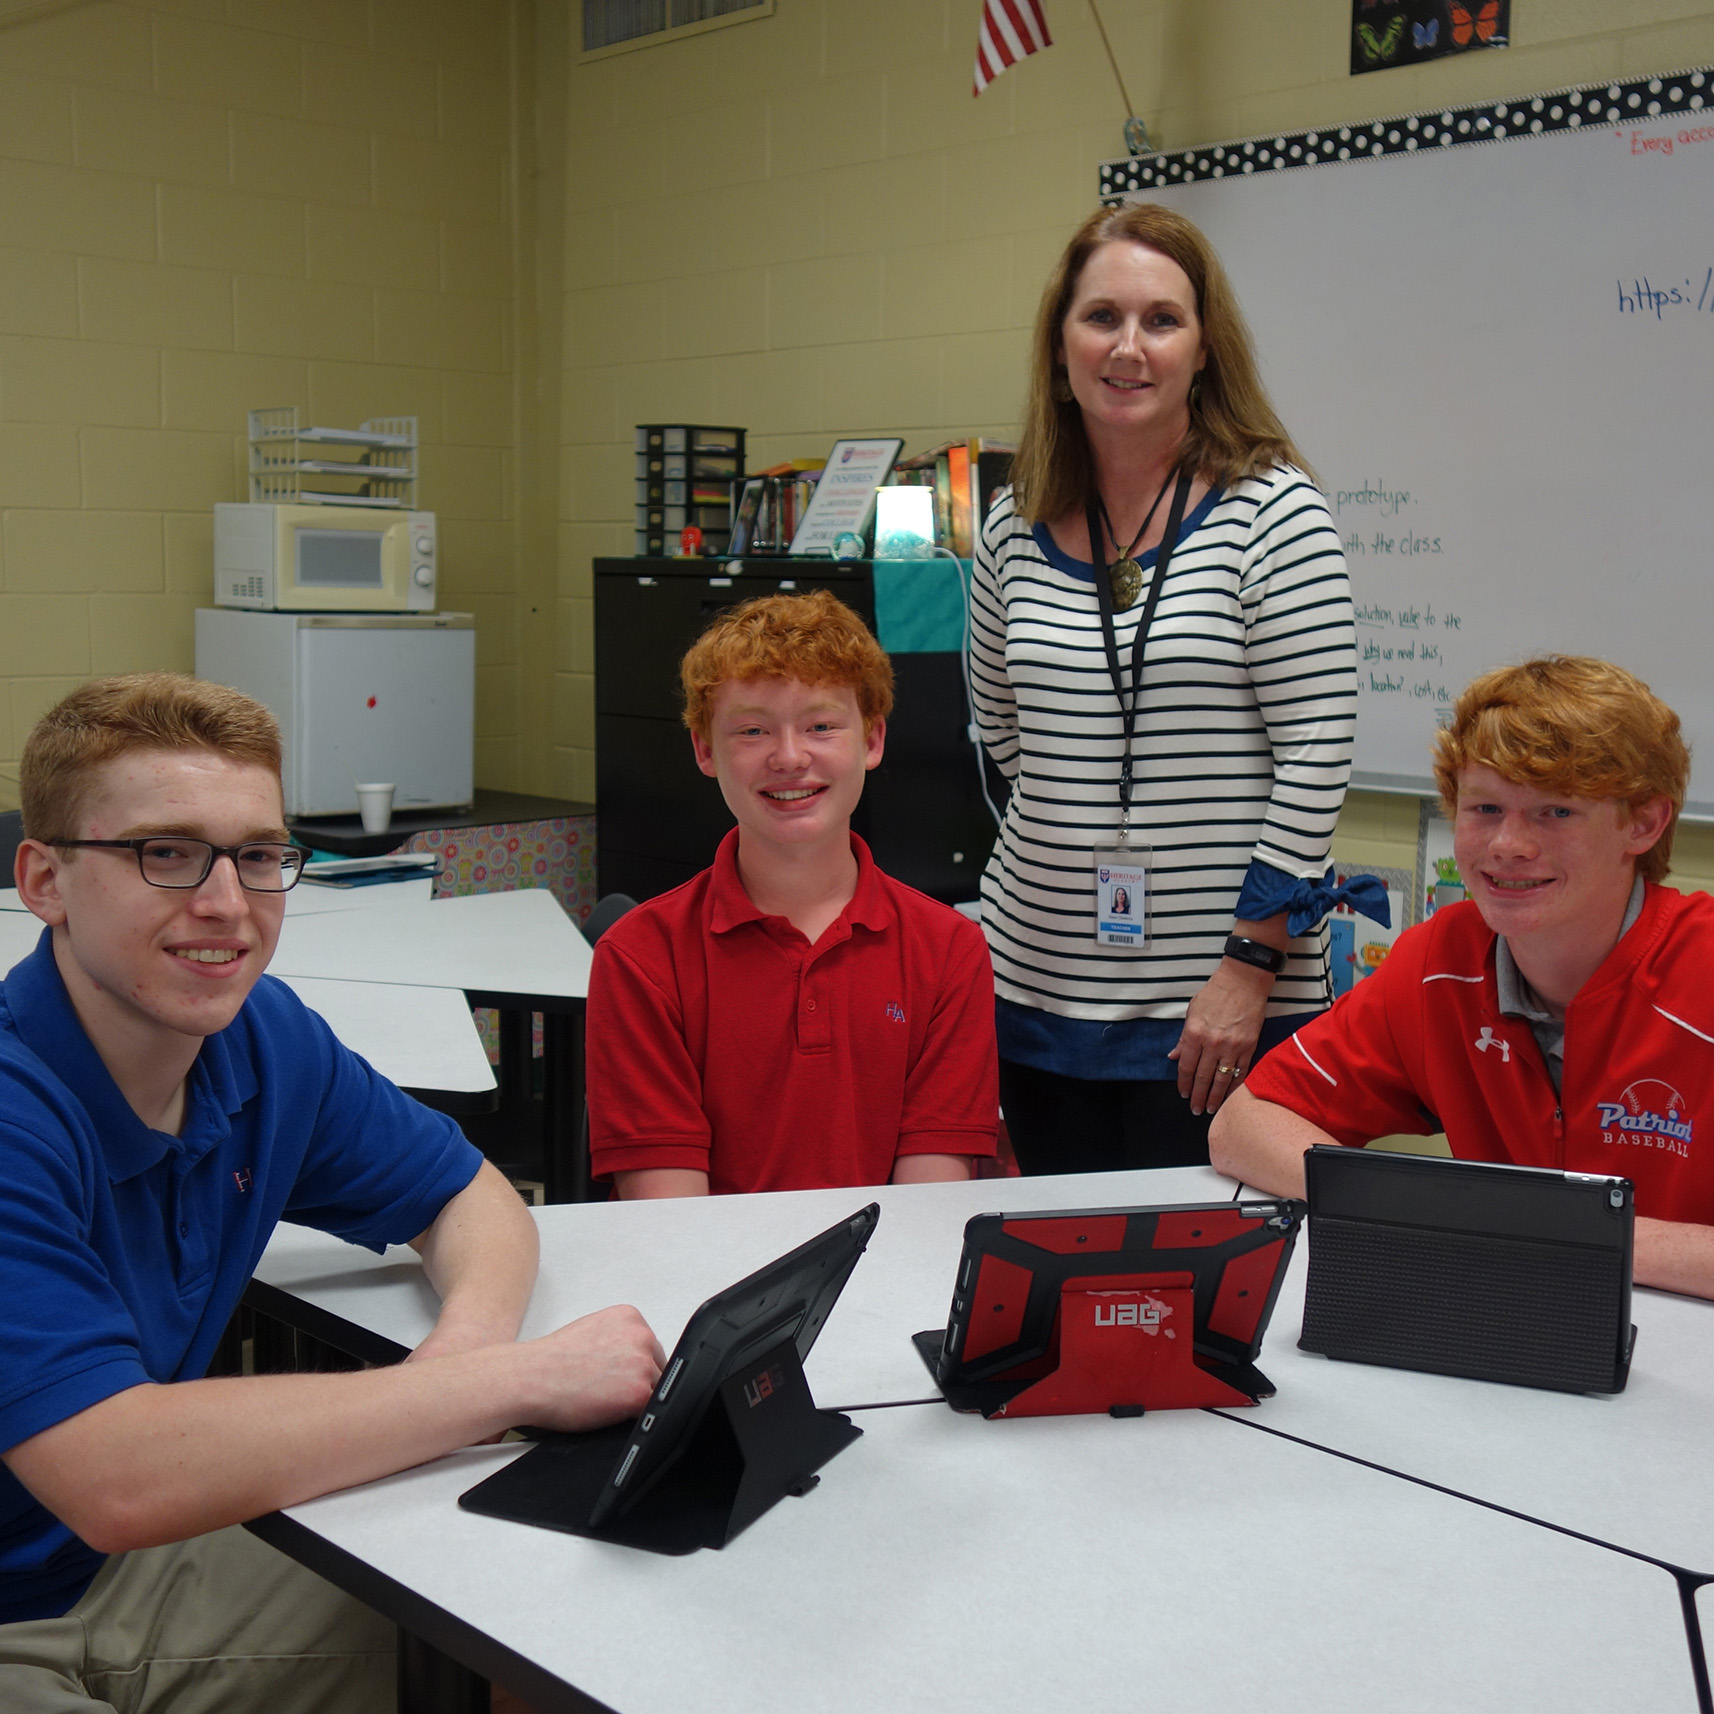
[1030, 484, 1223, 583]
[2, 929, 257, 1183]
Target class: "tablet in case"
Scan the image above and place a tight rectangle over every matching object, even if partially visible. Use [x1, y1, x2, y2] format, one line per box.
[915, 1199, 1305, 1418]
[460, 1203, 879, 1554]
[1299, 1146, 1636, 1394]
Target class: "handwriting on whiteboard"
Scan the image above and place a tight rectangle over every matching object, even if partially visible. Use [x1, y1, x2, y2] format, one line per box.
[1352, 594, 1460, 707]
[1616, 270, 1714, 318]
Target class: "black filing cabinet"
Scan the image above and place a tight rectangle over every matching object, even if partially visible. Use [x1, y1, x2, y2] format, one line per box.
[594, 558, 1004, 904]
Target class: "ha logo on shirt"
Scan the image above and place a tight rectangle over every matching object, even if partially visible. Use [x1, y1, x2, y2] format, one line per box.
[232, 1167, 252, 1193]
[885, 1001, 906, 1024]
[1595, 1078, 1694, 1160]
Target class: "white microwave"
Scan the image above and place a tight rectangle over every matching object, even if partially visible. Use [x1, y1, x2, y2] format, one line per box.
[214, 503, 436, 612]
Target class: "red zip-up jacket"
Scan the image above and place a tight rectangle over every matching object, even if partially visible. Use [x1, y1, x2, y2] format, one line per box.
[1246, 882, 1714, 1225]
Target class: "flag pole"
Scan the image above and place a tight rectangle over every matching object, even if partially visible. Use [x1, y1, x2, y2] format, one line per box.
[1086, 0, 1153, 154]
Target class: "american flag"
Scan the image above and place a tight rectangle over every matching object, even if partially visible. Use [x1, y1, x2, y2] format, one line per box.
[973, 0, 1052, 96]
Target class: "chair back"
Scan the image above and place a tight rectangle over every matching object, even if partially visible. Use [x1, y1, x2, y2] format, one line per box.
[581, 891, 639, 949]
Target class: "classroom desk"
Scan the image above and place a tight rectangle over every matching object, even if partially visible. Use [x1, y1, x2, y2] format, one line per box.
[1, 879, 435, 913]
[275, 976, 494, 1098]
[0, 908, 40, 973]
[0, 910, 493, 1100]
[250, 1371, 1702, 1714]
[270, 888, 593, 1199]
[1206, 1237, 1714, 1578]
[248, 1172, 1712, 1712]
[249, 1168, 1235, 1396]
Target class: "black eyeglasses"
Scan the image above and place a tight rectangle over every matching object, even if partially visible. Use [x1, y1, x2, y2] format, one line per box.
[48, 837, 308, 893]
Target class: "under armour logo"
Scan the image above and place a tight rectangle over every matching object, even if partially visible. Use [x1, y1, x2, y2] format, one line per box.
[1474, 1028, 1511, 1062]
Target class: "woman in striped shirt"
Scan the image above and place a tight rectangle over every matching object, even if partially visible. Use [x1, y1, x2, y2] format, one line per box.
[972, 202, 1357, 1174]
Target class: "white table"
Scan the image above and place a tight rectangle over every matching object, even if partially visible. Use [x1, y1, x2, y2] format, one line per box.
[3, 881, 432, 913]
[247, 1172, 1714, 1713]
[0, 910, 493, 1099]
[271, 888, 591, 1000]
[257, 1378, 1701, 1714]
[286, 878, 435, 913]
[0, 908, 40, 973]
[1205, 1236, 1714, 1576]
[252, 1167, 1238, 1405]
[273, 886, 593, 1198]
[275, 976, 494, 1096]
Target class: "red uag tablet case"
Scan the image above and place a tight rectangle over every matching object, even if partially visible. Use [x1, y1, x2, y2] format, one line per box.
[914, 1200, 1304, 1419]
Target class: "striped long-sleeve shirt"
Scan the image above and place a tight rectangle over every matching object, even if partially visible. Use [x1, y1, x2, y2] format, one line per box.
[970, 466, 1356, 1023]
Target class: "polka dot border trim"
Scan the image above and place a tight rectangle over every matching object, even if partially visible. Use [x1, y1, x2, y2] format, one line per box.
[1100, 68, 1714, 200]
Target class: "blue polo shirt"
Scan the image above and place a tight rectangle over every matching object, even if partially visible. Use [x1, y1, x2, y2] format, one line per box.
[0, 931, 482, 1625]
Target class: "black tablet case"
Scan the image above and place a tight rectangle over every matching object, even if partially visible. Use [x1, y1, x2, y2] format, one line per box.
[1299, 1147, 1635, 1394]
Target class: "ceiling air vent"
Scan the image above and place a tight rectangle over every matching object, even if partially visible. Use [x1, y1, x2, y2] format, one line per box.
[582, 0, 770, 54]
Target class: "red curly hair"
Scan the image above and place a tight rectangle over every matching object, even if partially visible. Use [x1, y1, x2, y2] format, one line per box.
[1432, 656, 1688, 884]
[680, 590, 894, 741]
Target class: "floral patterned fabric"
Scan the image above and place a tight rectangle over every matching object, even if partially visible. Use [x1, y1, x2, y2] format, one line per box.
[397, 814, 597, 1061]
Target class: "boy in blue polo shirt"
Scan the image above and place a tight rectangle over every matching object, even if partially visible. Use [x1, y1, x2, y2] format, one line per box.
[0, 673, 663, 1711]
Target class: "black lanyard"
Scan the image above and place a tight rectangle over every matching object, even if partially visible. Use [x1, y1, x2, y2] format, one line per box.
[1085, 466, 1194, 821]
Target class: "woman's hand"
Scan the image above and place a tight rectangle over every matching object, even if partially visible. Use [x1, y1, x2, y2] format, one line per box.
[1169, 956, 1275, 1117]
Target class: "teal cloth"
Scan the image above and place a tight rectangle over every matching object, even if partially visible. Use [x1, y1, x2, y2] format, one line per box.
[871, 558, 968, 654]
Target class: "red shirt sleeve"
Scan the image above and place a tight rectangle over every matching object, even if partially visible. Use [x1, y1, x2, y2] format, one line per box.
[895, 918, 999, 1162]
[1245, 929, 1441, 1145]
[585, 937, 713, 1181]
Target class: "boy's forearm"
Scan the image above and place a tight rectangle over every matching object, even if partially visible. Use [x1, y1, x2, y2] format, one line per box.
[409, 1159, 540, 1358]
[3, 1304, 661, 1555]
[1208, 1086, 1335, 1197]
[1632, 1216, 1714, 1301]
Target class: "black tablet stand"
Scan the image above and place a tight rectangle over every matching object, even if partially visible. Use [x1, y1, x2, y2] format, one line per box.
[459, 1338, 861, 1556]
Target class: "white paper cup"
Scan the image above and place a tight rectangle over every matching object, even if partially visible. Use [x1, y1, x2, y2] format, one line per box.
[354, 783, 395, 834]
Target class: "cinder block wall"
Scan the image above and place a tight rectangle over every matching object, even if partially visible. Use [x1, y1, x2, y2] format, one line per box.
[0, 0, 548, 801]
[555, 0, 1714, 890]
[3, 0, 1712, 892]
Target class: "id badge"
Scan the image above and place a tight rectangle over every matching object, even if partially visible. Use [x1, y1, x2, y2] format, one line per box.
[1094, 845, 1150, 948]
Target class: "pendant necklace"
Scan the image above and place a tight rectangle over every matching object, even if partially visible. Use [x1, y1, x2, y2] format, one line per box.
[1097, 470, 1176, 612]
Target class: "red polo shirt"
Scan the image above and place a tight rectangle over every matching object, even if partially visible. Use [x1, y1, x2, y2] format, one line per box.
[586, 831, 999, 1195]
[1246, 882, 1714, 1225]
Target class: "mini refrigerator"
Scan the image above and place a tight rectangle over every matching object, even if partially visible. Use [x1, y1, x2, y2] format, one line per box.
[195, 609, 475, 817]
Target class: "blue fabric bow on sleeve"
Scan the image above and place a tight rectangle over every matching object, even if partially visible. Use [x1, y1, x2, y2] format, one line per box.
[1234, 863, 1394, 938]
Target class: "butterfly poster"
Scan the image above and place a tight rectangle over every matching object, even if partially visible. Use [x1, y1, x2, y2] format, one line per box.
[1350, 0, 1508, 76]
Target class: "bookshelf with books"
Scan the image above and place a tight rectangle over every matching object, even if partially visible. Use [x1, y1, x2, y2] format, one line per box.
[889, 437, 1014, 557]
[635, 424, 745, 556]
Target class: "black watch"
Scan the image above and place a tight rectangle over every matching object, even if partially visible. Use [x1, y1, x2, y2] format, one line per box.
[1223, 934, 1287, 974]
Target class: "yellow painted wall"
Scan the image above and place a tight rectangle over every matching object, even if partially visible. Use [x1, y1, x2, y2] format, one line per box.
[0, 0, 560, 806]
[555, 0, 1714, 893]
[4, 0, 1713, 878]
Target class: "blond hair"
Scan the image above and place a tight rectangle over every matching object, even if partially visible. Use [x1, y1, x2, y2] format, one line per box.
[21, 672, 282, 842]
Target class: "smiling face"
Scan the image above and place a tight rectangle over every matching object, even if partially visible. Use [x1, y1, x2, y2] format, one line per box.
[24, 747, 291, 1056]
[1452, 765, 1670, 958]
[1058, 239, 1206, 449]
[690, 676, 884, 861]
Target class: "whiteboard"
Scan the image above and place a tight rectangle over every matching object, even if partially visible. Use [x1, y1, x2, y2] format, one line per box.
[1139, 107, 1714, 812]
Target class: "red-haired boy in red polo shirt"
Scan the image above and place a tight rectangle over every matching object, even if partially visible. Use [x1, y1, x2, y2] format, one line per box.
[1211, 656, 1714, 1301]
[586, 590, 999, 1196]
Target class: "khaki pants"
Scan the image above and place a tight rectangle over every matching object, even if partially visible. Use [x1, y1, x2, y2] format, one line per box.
[0, 1524, 395, 1713]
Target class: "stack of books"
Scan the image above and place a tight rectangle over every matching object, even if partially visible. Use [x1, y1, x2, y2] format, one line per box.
[889, 438, 1015, 557]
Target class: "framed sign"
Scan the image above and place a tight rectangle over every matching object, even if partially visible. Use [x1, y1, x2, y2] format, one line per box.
[788, 438, 902, 556]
